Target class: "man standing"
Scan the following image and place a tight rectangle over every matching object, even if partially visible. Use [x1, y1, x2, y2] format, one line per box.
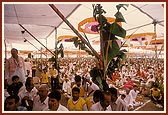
[5, 48, 26, 85]
[31, 61, 37, 77]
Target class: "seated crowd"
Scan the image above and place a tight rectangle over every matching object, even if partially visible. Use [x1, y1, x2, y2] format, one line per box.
[4, 57, 164, 111]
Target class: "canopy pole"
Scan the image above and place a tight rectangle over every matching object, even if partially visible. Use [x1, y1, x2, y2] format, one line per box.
[23, 38, 47, 57]
[54, 27, 59, 71]
[4, 39, 7, 60]
[19, 24, 55, 56]
[153, 20, 157, 59]
[49, 4, 100, 60]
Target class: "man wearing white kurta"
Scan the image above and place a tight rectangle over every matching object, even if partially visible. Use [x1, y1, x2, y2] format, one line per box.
[124, 89, 134, 110]
[90, 91, 112, 111]
[5, 48, 26, 85]
[32, 84, 49, 111]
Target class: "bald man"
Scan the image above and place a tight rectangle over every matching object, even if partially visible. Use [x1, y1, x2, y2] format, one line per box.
[32, 84, 49, 111]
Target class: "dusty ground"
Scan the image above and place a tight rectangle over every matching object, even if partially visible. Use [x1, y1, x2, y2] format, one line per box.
[134, 97, 164, 111]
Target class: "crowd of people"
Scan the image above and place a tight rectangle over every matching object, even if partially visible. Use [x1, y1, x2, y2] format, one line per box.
[3, 48, 164, 111]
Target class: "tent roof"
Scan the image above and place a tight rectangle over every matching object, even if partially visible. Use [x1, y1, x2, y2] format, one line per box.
[3, 2, 165, 54]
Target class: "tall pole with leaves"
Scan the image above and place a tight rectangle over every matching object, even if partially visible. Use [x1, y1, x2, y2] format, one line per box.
[92, 4, 128, 89]
[50, 4, 129, 90]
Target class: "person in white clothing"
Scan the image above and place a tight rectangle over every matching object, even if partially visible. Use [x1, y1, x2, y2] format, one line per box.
[90, 90, 112, 111]
[124, 88, 134, 110]
[18, 77, 38, 110]
[44, 90, 69, 111]
[115, 77, 124, 88]
[115, 94, 127, 111]
[24, 58, 32, 77]
[62, 77, 71, 94]
[129, 85, 140, 102]
[129, 85, 143, 107]
[146, 74, 155, 87]
[32, 84, 49, 111]
[5, 48, 26, 85]
[85, 75, 99, 97]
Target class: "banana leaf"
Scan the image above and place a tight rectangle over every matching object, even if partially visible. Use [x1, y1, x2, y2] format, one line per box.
[115, 11, 126, 22]
[110, 22, 126, 38]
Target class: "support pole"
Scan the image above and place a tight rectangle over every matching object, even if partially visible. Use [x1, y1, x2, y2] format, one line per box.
[4, 39, 7, 60]
[19, 24, 55, 56]
[153, 20, 157, 59]
[54, 27, 59, 70]
[24, 38, 47, 57]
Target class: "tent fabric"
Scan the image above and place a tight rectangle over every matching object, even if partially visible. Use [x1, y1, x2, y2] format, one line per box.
[3, 3, 165, 54]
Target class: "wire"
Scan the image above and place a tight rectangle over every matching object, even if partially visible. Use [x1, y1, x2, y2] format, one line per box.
[13, 4, 24, 37]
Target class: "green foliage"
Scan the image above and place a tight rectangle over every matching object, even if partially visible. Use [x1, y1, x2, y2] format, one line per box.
[71, 4, 129, 90]
[48, 40, 64, 71]
[116, 4, 129, 11]
[117, 49, 127, 59]
[107, 40, 120, 63]
[72, 37, 94, 56]
[48, 56, 55, 62]
[92, 4, 128, 82]
[115, 12, 126, 22]
[96, 76, 103, 90]
[111, 22, 126, 38]
[72, 37, 79, 48]
[93, 4, 106, 20]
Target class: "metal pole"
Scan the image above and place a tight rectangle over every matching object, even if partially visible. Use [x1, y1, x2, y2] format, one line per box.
[46, 38, 48, 61]
[54, 27, 59, 70]
[153, 20, 157, 59]
[19, 24, 55, 56]
[4, 39, 7, 60]
[24, 38, 47, 57]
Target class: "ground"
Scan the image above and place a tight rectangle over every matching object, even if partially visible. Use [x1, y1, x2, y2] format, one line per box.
[134, 97, 164, 111]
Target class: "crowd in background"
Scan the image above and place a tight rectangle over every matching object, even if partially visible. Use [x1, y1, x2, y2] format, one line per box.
[3, 48, 164, 111]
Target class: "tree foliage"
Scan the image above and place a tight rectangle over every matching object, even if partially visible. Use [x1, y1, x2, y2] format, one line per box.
[91, 4, 128, 89]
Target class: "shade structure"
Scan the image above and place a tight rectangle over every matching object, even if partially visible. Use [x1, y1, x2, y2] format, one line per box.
[57, 35, 79, 42]
[3, 2, 165, 58]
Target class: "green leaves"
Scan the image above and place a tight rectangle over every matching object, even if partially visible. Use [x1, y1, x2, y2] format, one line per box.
[115, 11, 126, 22]
[98, 15, 107, 25]
[72, 37, 94, 56]
[72, 37, 79, 48]
[116, 4, 129, 11]
[96, 76, 103, 90]
[108, 40, 120, 61]
[48, 56, 55, 62]
[93, 4, 106, 20]
[103, 40, 120, 75]
[117, 49, 127, 60]
[110, 22, 126, 38]
[81, 45, 94, 56]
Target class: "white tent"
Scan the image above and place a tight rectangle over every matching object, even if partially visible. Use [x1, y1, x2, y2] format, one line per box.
[2, 2, 165, 58]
